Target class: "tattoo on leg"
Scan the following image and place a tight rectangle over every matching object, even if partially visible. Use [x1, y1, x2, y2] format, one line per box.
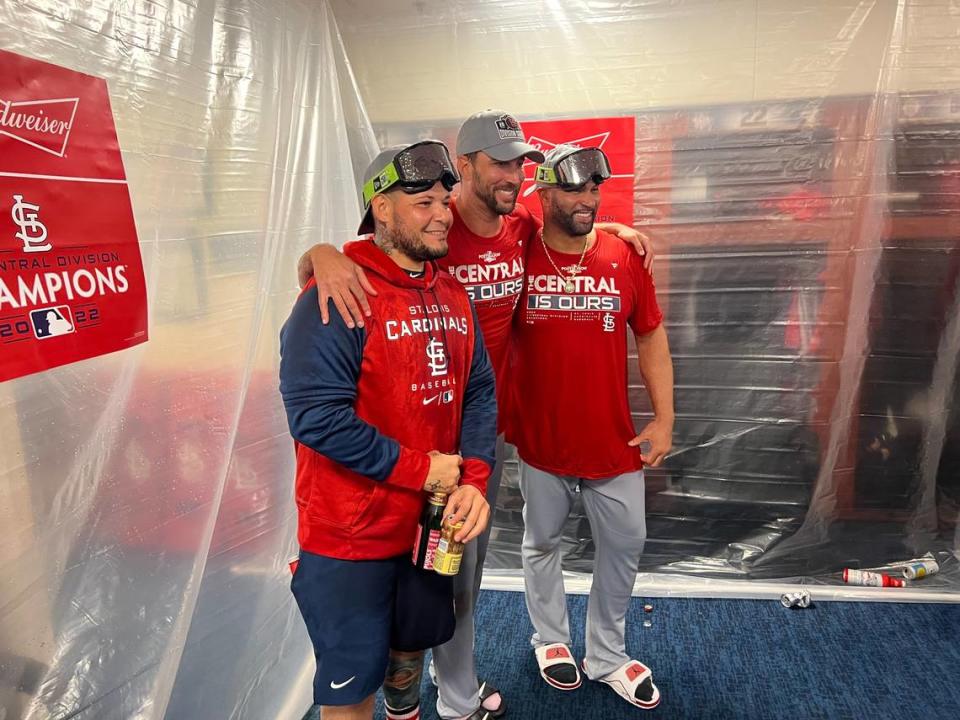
[383, 650, 423, 711]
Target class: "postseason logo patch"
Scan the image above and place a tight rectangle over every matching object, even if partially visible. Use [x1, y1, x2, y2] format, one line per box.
[495, 114, 522, 140]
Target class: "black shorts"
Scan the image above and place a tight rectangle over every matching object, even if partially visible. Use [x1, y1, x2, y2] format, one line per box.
[290, 549, 455, 706]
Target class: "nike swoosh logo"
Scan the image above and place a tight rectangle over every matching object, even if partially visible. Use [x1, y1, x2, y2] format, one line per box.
[330, 676, 355, 690]
[423, 395, 440, 405]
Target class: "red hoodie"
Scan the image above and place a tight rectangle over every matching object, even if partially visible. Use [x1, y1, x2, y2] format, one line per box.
[280, 240, 497, 560]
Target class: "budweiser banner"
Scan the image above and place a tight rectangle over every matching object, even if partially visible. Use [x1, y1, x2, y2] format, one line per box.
[0, 49, 147, 382]
[518, 116, 636, 226]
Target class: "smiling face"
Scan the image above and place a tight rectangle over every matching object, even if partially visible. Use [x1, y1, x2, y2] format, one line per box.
[459, 151, 526, 216]
[540, 180, 601, 237]
[372, 181, 453, 262]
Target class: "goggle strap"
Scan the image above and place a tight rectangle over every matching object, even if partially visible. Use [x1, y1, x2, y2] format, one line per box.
[362, 163, 401, 205]
[535, 165, 559, 184]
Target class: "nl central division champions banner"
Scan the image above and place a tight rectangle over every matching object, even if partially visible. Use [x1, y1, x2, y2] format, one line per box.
[0, 49, 147, 383]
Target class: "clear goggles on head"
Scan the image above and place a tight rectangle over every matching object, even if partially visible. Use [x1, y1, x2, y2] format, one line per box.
[534, 147, 612, 189]
[362, 141, 460, 205]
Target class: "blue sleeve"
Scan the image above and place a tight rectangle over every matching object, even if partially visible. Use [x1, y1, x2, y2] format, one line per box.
[459, 301, 497, 469]
[279, 286, 401, 481]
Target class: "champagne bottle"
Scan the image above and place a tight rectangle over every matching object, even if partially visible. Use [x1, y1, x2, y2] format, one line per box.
[412, 492, 446, 570]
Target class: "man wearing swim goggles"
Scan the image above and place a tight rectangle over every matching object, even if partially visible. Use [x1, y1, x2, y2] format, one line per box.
[281, 139, 496, 720]
[506, 144, 673, 711]
[357, 140, 461, 237]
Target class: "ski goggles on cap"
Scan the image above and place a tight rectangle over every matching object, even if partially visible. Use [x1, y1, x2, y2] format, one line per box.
[362, 140, 459, 206]
[535, 147, 612, 189]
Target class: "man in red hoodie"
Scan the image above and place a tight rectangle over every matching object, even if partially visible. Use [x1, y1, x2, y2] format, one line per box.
[279, 140, 497, 720]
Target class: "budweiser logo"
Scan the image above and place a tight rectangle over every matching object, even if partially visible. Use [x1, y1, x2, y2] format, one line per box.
[0, 97, 78, 157]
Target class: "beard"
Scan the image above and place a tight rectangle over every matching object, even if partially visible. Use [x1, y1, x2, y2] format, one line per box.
[472, 167, 519, 216]
[383, 221, 449, 261]
[548, 197, 597, 237]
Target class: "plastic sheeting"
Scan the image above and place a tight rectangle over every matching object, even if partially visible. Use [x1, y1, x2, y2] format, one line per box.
[2, 1, 960, 719]
[1, 1, 375, 718]
[331, 0, 960, 592]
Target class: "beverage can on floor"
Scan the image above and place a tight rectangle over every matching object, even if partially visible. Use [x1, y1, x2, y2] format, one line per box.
[780, 590, 812, 608]
[901, 558, 939, 580]
[843, 568, 904, 587]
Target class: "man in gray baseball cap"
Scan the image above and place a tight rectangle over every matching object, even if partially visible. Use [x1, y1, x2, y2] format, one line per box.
[456, 109, 545, 164]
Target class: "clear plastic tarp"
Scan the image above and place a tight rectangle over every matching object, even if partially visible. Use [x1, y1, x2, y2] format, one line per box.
[1, 1, 375, 718]
[1, 1, 959, 719]
[330, 0, 960, 597]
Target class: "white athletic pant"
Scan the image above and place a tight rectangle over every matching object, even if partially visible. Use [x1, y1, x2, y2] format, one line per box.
[433, 435, 506, 718]
[519, 460, 647, 679]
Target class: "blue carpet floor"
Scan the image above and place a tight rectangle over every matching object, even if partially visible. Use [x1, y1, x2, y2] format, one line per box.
[308, 589, 960, 719]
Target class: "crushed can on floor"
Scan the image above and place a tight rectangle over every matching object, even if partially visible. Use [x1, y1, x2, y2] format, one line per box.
[780, 590, 812, 608]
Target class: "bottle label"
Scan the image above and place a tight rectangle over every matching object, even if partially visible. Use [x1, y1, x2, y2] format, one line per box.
[848, 570, 882, 586]
[846, 569, 903, 587]
[434, 538, 463, 576]
[423, 529, 441, 570]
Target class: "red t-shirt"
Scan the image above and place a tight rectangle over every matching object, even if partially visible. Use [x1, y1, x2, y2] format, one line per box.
[507, 228, 663, 479]
[438, 199, 539, 417]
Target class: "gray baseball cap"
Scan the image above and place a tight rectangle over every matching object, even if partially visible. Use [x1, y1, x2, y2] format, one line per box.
[456, 109, 545, 163]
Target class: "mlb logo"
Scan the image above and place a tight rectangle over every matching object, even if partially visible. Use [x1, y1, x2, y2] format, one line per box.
[30, 305, 75, 339]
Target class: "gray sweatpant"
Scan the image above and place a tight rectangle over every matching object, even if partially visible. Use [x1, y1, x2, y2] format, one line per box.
[519, 460, 647, 680]
[433, 435, 506, 718]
